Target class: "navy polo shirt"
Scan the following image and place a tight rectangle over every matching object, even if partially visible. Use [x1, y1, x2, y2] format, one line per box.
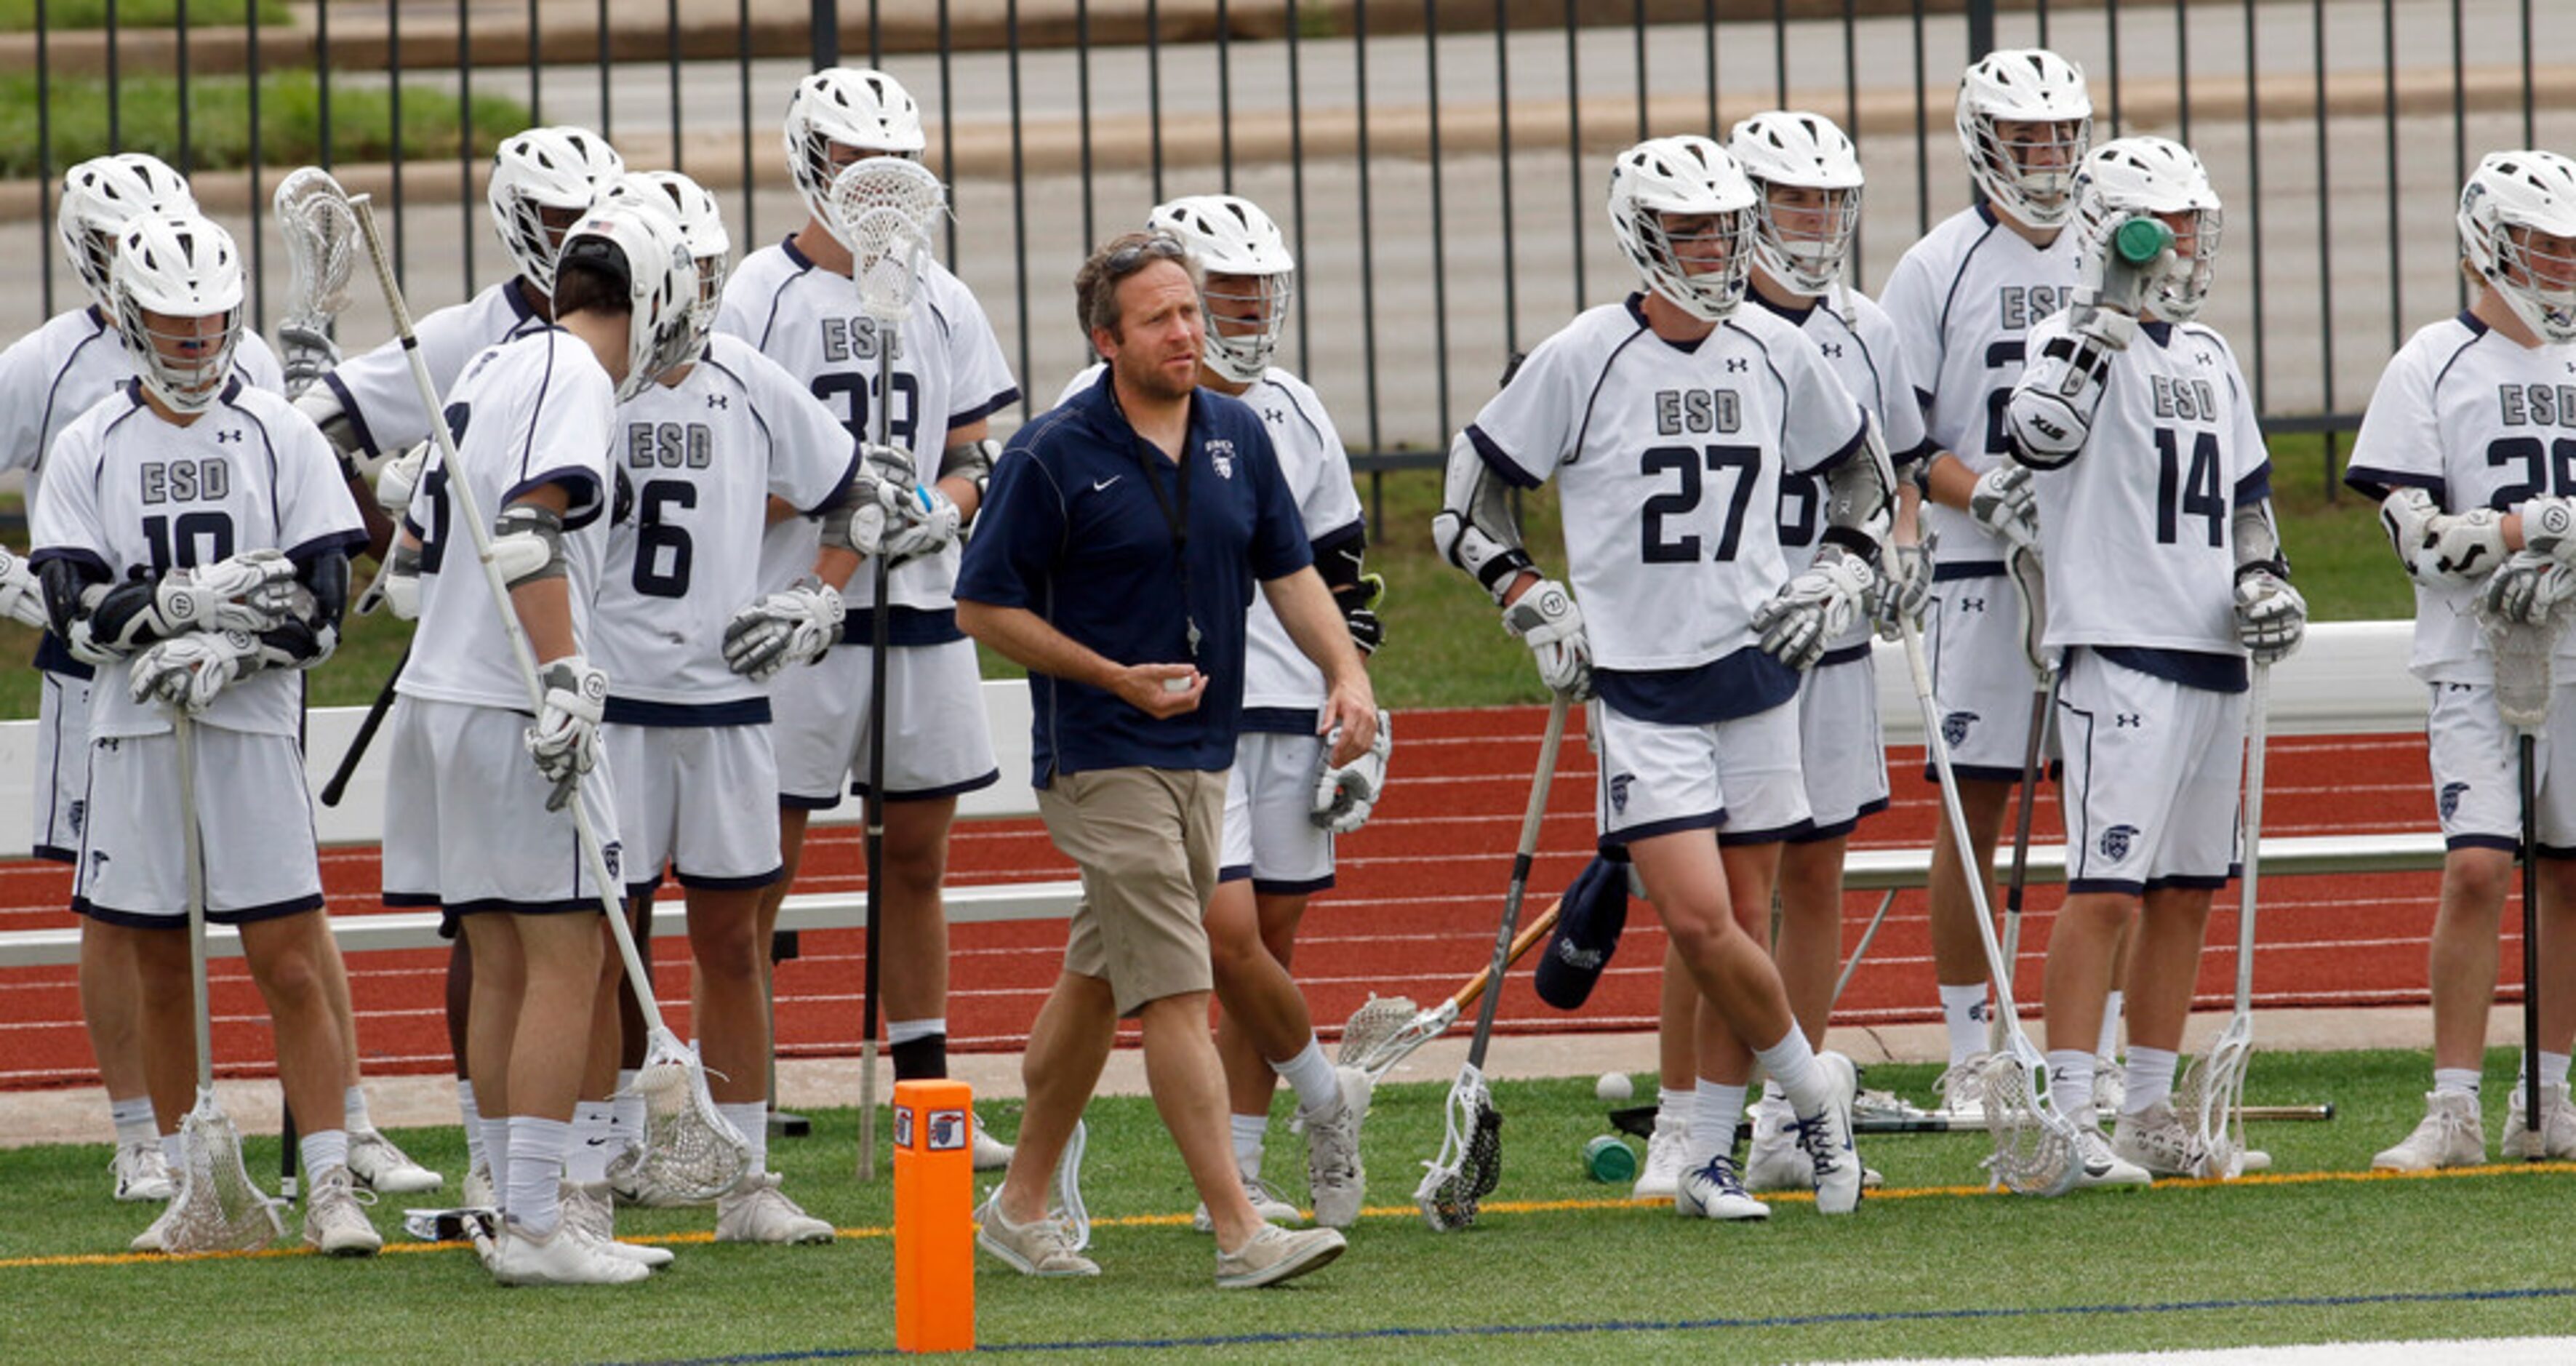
[956, 367, 1313, 784]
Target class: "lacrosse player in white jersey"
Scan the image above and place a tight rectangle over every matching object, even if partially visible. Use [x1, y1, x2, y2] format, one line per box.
[582, 170, 857, 1242]
[2001, 136, 2300, 1185]
[716, 67, 1021, 1165]
[1054, 193, 1383, 1229]
[1719, 111, 1938, 1194]
[1437, 136, 1880, 1221]
[1878, 48, 2115, 1114]
[2346, 150, 2576, 1169]
[29, 211, 379, 1255]
[375, 206, 698, 1286]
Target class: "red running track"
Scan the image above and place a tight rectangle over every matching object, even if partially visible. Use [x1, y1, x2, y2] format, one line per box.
[0, 706, 2468, 1090]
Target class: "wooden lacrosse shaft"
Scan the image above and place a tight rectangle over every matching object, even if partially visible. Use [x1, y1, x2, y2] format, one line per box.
[1462, 692, 1570, 1071]
[1447, 899, 1563, 1015]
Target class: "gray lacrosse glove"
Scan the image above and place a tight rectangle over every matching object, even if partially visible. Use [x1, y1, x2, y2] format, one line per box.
[845, 442, 925, 558]
[1753, 543, 1876, 671]
[881, 482, 964, 564]
[1501, 578, 1592, 700]
[1871, 530, 1937, 642]
[524, 656, 609, 812]
[1311, 709, 1393, 834]
[157, 549, 303, 634]
[276, 323, 340, 401]
[2233, 567, 2308, 663]
[2479, 548, 2576, 628]
[2519, 495, 2576, 566]
[1969, 463, 2041, 554]
[0, 545, 50, 629]
[722, 578, 844, 681]
[129, 629, 264, 713]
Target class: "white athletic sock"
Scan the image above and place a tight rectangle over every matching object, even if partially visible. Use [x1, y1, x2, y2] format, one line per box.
[2433, 1068, 2482, 1098]
[567, 1101, 616, 1184]
[2535, 1052, 2572, 1090]
[505, 1116, 570, 1236]
[2097, 991, 2124, 1059]
[1757, 1078, 1787, 1114]
[300, 1128, 349, 1179]
[1231, 1113, 1268, 1174]
[2047, 1050, 2095, 1122]
[343, 1085, 374, 1135]
[481, 1117, 512, 1197]
[1686, 1079, 1750, 1167]
[1274, 1038, 1343, 1118]
[1657, 1085, 1692, 1129]
[1940, 983, 1992, 1066]
[720, 1102, 769, 1178]
[609, 1070, 643, 1146]
[457, 1080, 484, 1173]
[2121, 1045, 2177, 1116]
[887, 1017, 944, 1047]
[160, 1130, 184, 1170]
[110, 1095, 157, 1149]
[1754, 1029, 1828, 1117]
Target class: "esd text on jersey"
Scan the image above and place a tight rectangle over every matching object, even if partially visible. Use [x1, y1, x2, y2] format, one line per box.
[1655, 387, 1744, 436]
[2494, 382, 2576, 428]
[137, 455, 232, 504]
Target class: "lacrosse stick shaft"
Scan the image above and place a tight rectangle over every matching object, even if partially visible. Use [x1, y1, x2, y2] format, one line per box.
[856, 354, 895, 1185]
[2521, 725, 2543, 1159]
[1900, 621, 2031, 1027]
[2235, 665, 2270, 1012]
[1831, 890, 1900, 1012]
[319, 644, 408, 807]
[177, 711, 214, 1100]
[1462, 691, 1569, 1071]
[1999, 671, 2059, 984]
[1449, 900, 1563, 1013]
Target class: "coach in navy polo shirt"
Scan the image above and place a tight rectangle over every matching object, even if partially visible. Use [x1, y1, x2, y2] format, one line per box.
[957, 231, 1374, 1288]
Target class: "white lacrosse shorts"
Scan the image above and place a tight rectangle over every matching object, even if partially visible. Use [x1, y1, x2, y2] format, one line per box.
[2052, 648, 2245, 897]
[604, 722, 785, 895]
[1924, 567, 2056, 783]
[770, 636, 999, 808]
[31, 668, 93, 863]
[1589, 695, 1809, 852]
[2423, 679, 2576, 856]
[1789, 647, 1890, 842]
[1217, 729, 1337, 894]
[73, 724, 324, 927]
[380, 696, 625, 917]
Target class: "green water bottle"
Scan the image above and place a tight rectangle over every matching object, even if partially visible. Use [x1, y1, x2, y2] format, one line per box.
[2113, 215, 2175, 266]
[1583, 1134, 1639, 1184]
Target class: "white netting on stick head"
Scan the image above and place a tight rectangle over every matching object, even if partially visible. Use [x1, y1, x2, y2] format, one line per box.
[1414, 1064, 1502, 1231]
[1979, 1049, 2081, 1196]
[159, 1098, 284, 1254]
[2487, 614, 2558, 732]
[2178, 1017, 2254, 1179]
[827, 156, 945, 322]
[631, 1031, 753, 1202]
[1335, 994, 1418, 1069]
[273, 168, 359, 324]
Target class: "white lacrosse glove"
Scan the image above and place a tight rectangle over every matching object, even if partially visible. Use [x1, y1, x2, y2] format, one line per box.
[276, 323, 341, 401]
[0, 545, 51, 630]
[1753, 543, 1877, 671]
[2519, 495, 2576, 566]
[722, 578, 844, 681]
[375, 442, 431, 519]
[2233, 567, 2308, 664]
[524, 656, 609, 812]
[129, 629, 263, 713]
[156, 549, 303, 634]
[1871, 531, 1936, 642]
[1311, 709, 1393, 834]
[1500, 578, 1592, 700]
[2479, 548, 2576, 627]
[1968, 463, 2041, 554]
[881, 482, 964, 563]
[844, 442, 924, 558]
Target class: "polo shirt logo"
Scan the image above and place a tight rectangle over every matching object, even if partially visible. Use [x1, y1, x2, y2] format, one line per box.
[1206, 438, 1236, 479]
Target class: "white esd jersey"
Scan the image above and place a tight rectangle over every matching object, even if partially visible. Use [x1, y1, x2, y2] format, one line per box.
[28, 378, 364, 740]
[717, 240, 1020, 610]
[1057, 362, 1364, 713]
[593, 334, 859, 710]
[2026, 317, 2269, 659]
[2344, 311, 2576, 683]
[319, 279, 551, 458]
[1467, 296, 1868, 671]
[394, 329, 615, 711]
[0, 307, 288, 484]
[1879, 205, 2082, 564]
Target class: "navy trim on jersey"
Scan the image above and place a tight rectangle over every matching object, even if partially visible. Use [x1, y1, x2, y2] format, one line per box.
[839, 604, 966, 647]
[1623, 293, 1706, 354]
[33, 634, 93, 679]
[1932, 209, 2010, 375]
[1241, 705, 1321, 735]
[2234, 463, 2273, 508]
[1218, 863, 1255, 885]
[1785, 794, 1890, 846]
[503, 466, 607, 531]
[2342, 466, 2443, 505]
[804, 445, 863, 518]
[320, 371, 384, 458]
[502, 277, 539, 322]
[850, 767, 1001, 804]
[1569, 314, 1661, 464]
[284, 528, 370, 564]
[1463, 423, 1543, 490]
[1745, 291, 1817, 324]
[2092, 644, 2249, 695]
[1817, 641, 1873, 669]
[2448, 833, 2521, 855]
[28, 544, 111, 577]
[2066, 877, 2146, 896]
[1932, 559, 2007, 582]
[33, 844, 76, 863]
[2534, 842, 2576, 862]
[603, 696, 772, 727]
[1719, 818, 1807, 847]
[75, 890, 325, 929]
[1253, 872, 1335, 896]
[1265, 377, 1337, 454]
[676, 866, 788, 892]
[950, 386, 1023, 430]
[33, 313, 117, 480]
[2140, 321, 2174, 348]
[2145, 870, 2237, 892]
[444, 895, 607, 919]
[1596, 647, 1800, 726]
[1922, 760, 2059, 786]
[1601, 810, 1724, 853]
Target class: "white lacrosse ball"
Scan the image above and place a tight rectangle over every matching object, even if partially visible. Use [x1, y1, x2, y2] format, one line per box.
[1163, 676, 1191, 693]
[1596, 1071, 1634, 1103]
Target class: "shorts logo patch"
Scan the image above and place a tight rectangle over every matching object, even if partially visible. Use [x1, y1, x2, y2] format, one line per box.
[1609, 772, 1633, 815]
[1942, 711, 1978, 746]
[67, 799, 84, 836]
[2098, 823, 2140, 862]
[2439, 781, 2470, 821]
[87, 849, 109, 881]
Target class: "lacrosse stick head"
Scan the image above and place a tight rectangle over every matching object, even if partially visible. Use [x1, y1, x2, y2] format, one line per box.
[2483, 609, 2559, 733]
[1053, 1117, 1090, 1251]
[273, 167, 359, 328]
[2179, 1016, 2256, 1179]
[827, 156, 945, 323]
[1977, 1045, 2083, 1197]
[1335, 994, 1419, 1069]
[630, 1029, 753, 1202]
[1414, 1063, 1503, 1231]
[157, 1089, 284, 1254]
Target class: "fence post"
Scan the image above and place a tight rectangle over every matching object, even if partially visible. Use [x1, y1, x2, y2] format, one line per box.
[813, 0, 838, 68]
[1967, 0, 1995, 60]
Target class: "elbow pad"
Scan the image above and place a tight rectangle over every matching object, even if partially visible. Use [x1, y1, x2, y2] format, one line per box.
[491, 503, 567, 588]
[1819, 417, 1895, 557]
[260, 551, 351, 666]
[938, 436, 1001, 503]
[293, 384, 370, 478]
[383, 541, 423, 620]
[2005, 330, 2119, 470]
[2232, 500, 2289, 583]
[1431, 431, 1537, 607]
[2380, 487, 2508, 586]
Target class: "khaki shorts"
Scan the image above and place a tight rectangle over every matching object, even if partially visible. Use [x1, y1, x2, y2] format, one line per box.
[1036, 767, 1225, 1016]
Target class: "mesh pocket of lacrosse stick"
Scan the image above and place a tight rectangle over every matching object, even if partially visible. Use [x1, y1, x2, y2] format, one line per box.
[273, 168, 361, 324]
[631, 1032, 754, 1203]
[1977, 1048, 2081, 1197]
[827, 158, 947, 319]
[159, 1090, 285, 1254]
[2176, 1019, 2255, 1179]
[1336, 994, 1419, 1069]
[1414, 1066, 1503, 1231]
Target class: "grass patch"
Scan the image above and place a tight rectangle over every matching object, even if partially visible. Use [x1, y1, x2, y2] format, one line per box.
[1, 1047, 2567, 1361]
[1, 71, 530, 180]
[0, 0, 287, 31]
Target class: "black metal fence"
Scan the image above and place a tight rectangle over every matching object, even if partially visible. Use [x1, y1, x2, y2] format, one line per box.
[10, 0, 2573, 490]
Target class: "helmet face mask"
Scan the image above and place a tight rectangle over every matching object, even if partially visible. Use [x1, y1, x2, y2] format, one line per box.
[1729, 111, 1865, 296]
[110, 212, 244, 415]
[59, 153, 197, 314]
[1956, 49, 2094, 228]
[602, 170, 732, 358]
[488, 126, 625, 297]
[2460, 151, 2576, 345]
[1609, 136, 1759, 322]
[556, 206, 703, 402]
[1145, 194, 1295, 383]
[2073, 137, 2225, 323]
[785, 68, 928, 242]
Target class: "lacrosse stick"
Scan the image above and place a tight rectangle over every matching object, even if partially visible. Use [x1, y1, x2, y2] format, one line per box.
[154, 710, 287, 1255]
[1900, 615, 2084, 1194]
[2177, 663, 2270, 1179]
[1995, 545, 2059, 1044]
[1337, 899, 1562, 1082]
[344, 191, 751, 1202]
[826, 155, 947, 1183]
[1054, 1117, 1090, 1251]
[1829, 891, 1900, 1013]
[1416, 690, 1568, 1231]
[1618, 1100, 2332, 1142]
[271, 167, 360, 400]
[319, 644, 407, 807]
[2484, 595, 2561, 1160]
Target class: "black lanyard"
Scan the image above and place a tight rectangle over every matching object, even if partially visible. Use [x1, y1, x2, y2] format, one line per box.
[1124, 411, 1201, 663]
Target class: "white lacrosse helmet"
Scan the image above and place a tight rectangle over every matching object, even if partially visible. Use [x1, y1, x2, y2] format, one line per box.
[2071, 137, 2224, 323]
[59, 153, 197, 313]
[488, 126, 625, 297]
[554, 204, 703, 402]
[785, 68, 929, 230]
[1729, 111, 1866, 297]
[1956, 48, 2093, 228]
[603, 169, 732, 351]
[1145, 194, 1296, 384]
[2459, 149, 2576, 345]
[108, 211, 245, 415]
[1607, 136, 1759, 322]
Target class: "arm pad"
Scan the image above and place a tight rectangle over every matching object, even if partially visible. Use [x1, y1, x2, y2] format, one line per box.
[492, 503, 567, 588]
[259, 551, 350, 668]
[1432, 431, 1537, 606]
[1818, 415, 1895, 557]
[2006, 329, 2120, 470]
[2233, 499, 2289, 583]
[2380, 486, 2509, 586]
[938, 436, 1001, 501]
[292, 383, 370, 477]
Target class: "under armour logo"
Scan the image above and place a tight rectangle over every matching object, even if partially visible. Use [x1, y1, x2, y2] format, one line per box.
[1958, 595, 1986, 613]
[1726, 358, 1749, 373]
[2194, 351, 2215, 367]
[1609, 772, 1634, 814]
[706, 394, 729, 410]
[1263, 407, 1287, 426]
[1819, 343, 1844, 358]
[2439, 780, 2470, 821]
[2098, 823, 2140, 861]
[215, 429, 242, 444]
[2116, 713, 2142, 727]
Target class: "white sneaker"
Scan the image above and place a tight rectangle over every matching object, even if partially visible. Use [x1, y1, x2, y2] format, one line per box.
[1795, 1050, 1864, 1215]
[2503, 1081, 2576, 1159]
[1931, 1055, 1990, 1125]
[1303, 1066, 1370, 1228]
[972, 1111, 1015, 1172]
[1631, 1112, 1689, 1201]
[2091, 1056, 2127, 1122]
[1741, 1096, 1808, 1193]
[1193, 1173, 1307, 1232]
[559, 1179, 673, 1267]
[461, 1160, 496, 1211]
[715, 1172, 835, 1245]
[489, 1217, 651, 1286]
[1214, 1223, 1345, 1289]
[301, 1165, 383, 1257]
[2070, 1125, 2153, 1190]
[132, 1202, 177, 1253]
[346, 1129, 443, 1194]
[111, 1141, 175, 1202]
[977, 1197, 1100, 1277]
[2374, 1090, 2487, 1170]
[1675, 1154, 1769, 1221]
[2111, 1101, 2210, 1178]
